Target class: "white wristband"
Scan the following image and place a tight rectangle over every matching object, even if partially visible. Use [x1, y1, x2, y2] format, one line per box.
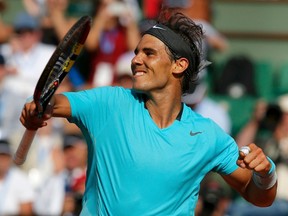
[252, 157, 277, 190]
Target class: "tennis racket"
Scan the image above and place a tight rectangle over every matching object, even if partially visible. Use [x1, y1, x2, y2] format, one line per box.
[13, 15, 91, 165]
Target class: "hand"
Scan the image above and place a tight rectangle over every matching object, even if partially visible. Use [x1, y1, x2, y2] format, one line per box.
[19, 101, 52, 130]
[237, 143, 271, 177]
[46, 0, 68, 14]
[95, 3, 117, 22]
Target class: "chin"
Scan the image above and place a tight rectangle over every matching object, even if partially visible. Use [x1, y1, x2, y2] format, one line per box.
[132, 85, 146, 94]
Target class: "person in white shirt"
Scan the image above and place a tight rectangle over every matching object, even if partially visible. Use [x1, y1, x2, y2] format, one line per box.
[0, 139, 35, 215]
[0, 11, 56, 138]
[0, 11, 63, 195]
[182, 82, 231, 134]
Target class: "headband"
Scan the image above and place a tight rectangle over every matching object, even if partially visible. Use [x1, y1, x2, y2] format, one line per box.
[144, 23, 196, 68]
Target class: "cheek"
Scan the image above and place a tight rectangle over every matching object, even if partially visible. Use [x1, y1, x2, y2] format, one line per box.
[151, 55, 173, 72]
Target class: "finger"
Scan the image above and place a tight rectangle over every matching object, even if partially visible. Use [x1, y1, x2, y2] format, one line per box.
[239, 146, 251, 159]
[253, 162, 268, 174]
[23, 101, 38, 117]
[242, 147, 271, 174]
[238, 145, 254, 169]
[236, 159, 247, 169]
[241, 144, 260, 163]
[29, 103, 39, 117]
[246, 155, 264, 170]
[252, 156, 271, 175]
[247, 143, 258, 152]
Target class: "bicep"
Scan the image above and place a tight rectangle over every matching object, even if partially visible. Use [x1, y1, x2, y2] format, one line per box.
[221, 167, 252, 195]
[52, 94, 71, 118]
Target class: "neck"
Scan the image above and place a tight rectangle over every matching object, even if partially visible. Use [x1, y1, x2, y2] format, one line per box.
[145, 90, 183, 129]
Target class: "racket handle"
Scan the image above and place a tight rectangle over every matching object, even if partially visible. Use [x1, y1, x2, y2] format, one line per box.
[13, 129, 37, 165]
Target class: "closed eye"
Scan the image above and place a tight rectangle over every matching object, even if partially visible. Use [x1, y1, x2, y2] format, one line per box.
[143, 48, 156, 56]
[134, 47, 157, 56]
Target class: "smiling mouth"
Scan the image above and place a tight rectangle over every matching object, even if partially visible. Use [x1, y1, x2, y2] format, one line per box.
[133, 71, 145, 77]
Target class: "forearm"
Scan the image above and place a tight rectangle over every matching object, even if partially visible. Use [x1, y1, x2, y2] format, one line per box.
[244, 171, 277, 206]
[240, 156, 278, 206]
[225, 168, 277, 207]
[85, 17, 105, 51]
[49, 10, 74, 40]
[125, 21, 140, 51]
[224, 144, 278, 207]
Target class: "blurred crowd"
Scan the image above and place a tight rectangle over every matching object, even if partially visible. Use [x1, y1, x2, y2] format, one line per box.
[0, 0, 287, 215]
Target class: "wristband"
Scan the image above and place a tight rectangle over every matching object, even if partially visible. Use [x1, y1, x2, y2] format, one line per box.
[252, 157, 277, 190]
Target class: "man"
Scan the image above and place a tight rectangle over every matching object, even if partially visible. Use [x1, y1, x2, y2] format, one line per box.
[34, 133, 87, 216]
[182, 81, 232, 134]
[0, 139, 35, 215]
[0, 11, 56, 137]
[20, 8, 277, 215]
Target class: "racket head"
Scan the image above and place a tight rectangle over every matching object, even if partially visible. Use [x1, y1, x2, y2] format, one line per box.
[33, 15, 91, 115]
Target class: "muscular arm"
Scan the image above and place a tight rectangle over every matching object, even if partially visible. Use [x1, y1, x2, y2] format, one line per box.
[51, 94, 72, 118]
[45, 0, 77, 41]
[222, 143, 277, 207]
[222, 167, 277, 207]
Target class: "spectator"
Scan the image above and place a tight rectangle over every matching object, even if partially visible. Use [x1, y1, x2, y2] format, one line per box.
[141, 0, 163, 20]
[85, 0, 141, 87]
[0, 139, 35, 215]
[182, 81, 232, 134]
[229, 95, 288, 216]
[236, 99, 285, 163]
[179, 0, 231, 139]
[171, 2, 230, 133]
[0, 0, 12, 44]
[23, 0, 88, 88]
[0, 53, 6, 83]
[0, 12, 65, 196]
[0, 11, 56, 139]
[0, 54, 7, 135]
[34, 133, 87, 216]
[113, 51, 134, 88]
[23, 0, 78, 45]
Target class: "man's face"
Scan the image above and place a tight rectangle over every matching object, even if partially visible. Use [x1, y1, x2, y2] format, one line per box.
[12, 29, 40, 52]
[131, 34, 176, 93]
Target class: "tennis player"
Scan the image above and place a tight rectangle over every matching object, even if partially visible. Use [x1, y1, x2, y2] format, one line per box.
[20, 7, 277, 216]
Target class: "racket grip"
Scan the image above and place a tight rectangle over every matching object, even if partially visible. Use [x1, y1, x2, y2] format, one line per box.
[13, 129, 37, 165]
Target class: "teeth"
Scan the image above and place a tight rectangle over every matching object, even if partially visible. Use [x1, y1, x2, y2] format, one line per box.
[135, 72, 144, 76]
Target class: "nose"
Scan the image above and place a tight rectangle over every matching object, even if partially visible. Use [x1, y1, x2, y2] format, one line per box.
[131, 53, 142, 66]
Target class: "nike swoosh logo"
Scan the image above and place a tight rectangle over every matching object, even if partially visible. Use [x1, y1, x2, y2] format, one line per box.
[152, 25, 166, 30]
[190, 131, 202, 136]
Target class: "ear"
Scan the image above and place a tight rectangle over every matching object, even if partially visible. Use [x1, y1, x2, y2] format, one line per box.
[172, 57, 189, 74]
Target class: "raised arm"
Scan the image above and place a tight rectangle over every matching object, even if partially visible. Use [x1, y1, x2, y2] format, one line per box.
[222, 143, 277, 207]
[45, 0, 77, 41]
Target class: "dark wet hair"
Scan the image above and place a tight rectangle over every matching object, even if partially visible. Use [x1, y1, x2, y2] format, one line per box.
[155, 8, 203, 93]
